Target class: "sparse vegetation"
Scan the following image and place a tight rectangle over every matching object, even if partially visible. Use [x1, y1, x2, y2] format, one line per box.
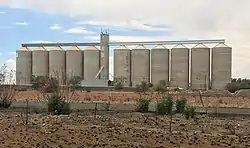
[114, 76, 125, 90]
[68, 76, 82, 89]
[225, 78, 250, 93]
[102, 101, 111, 111]
[175, 97, 187, 113]
[183, 105, 196, 120]
[156, 96, 173, 115]
[154, 80, 170, 99]
[135, 98, 150, 113]
[47, 93, 71, 115]
[0, 64, 16, 109]
[35, 70, 79, 115]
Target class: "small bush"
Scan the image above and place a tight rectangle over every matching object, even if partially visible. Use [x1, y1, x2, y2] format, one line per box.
[103, 101, 111, 111]
[0, 98, 12, 108]
[156, 97, 173, 115]
[135, 98, 150, 113]
[47, 93, 70, 115]
[176, 98, 187, 113]
[183, 105, 196, 120]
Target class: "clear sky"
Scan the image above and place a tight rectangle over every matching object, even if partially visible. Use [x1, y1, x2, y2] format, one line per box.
[0, 0, 250, 79]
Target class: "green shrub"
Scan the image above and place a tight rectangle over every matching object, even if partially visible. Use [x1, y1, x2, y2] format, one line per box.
[47, 93, 70, 115]
[156, 97, 173, 115]
[0, 98, 12, 108]
[183, 105, 196, 120]
[135, 98, 150, 113]
[176, 98, 187, 113]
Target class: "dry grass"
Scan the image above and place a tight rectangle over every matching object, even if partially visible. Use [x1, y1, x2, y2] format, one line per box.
[14, 90, 250, 108]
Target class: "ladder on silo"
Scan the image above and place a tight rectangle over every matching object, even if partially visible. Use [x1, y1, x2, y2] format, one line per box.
[95, 65, 104, 79]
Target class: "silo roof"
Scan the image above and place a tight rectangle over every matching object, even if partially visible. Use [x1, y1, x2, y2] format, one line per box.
[135, 45, 146, 49]
[115, 45, 129, 49]
[152, 44, 166, 49]
[172, 44, 187, 48]
[68, 46, 81, 50]
[214, 43, 229, 48]
[17, 47, 30, 51]
[33, 47, 47, 51]
[85, 45, 99, 50]
[50, 47, 63, 50]
[192, 43, 208, 48]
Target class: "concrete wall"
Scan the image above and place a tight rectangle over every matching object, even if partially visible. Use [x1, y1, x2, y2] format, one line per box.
[84, 49, 100, 80]
[190, 44, 210, 90]
[131, 47, 150, 86]
[151, 47, 169, 85]
[16, 48, 32, 85]
[32, 48, 49, 77]
[114, 48, 131, 86]
[66, 47, 83, 80]
[171, 45, 189, 89]
[49, 48, 66, 85]
[211, 44, 232, 89]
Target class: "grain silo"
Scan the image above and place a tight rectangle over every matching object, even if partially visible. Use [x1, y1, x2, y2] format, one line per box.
[32, 47, 49, 77]
[211, 43, 232, 90]
[83, 46, 100, 80]
[151, 44, 169, 86]
[114, 45, 131, 86]
[66, 46, 83, 81]
[49, 47, 66, 85]
[190, 43, 210, 90]
[131, 45, 150, 86]
[170, 44, 189, 89]
[16, 47, 32, 85]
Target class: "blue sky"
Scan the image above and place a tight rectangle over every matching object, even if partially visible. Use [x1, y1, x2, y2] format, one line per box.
[0, 6, 171, 75]
[0, 1, 250, 78]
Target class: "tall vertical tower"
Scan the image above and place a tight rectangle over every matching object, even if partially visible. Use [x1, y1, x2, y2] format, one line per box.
[100, 31, 110, 80]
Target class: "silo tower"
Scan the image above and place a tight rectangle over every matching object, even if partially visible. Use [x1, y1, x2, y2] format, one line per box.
[100, 31, 110, 80]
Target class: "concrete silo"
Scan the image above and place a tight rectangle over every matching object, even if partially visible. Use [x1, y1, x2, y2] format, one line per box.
[83, 46, 100, 80]
[151, 44, 169, 86]
[66, 46, 83, 81]
[211, 43, 232, 90]
[49, 47, 66, 85]
[100, 33, 109, 80]
[16, 47, 32, 85]
[32, 47, 49, 77]
[170, 44, 189, 89]
[131, 45, 150, 86]
[114, 45, 131, 86]
[190, 44, 210, 90]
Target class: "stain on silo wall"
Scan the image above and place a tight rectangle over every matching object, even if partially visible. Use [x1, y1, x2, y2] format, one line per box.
[114, 46, 131, 86]
[84, 46, 100, 80]
[131, 46, 150, 86]
[190, 44, 210, 90]
[16, 48, 32, 85]
[32, 48, 49, 77]
[66, 46, 83, 80]
[151, 45, 169, 86]
[49, 48, 66, 85]
[211, 44, 232, 90]
[171, 45, 189, 89]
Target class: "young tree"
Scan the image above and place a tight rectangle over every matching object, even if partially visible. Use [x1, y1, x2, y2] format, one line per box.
[114, 76, 126, 90]
[37, 69, 80, 115]
[0, 64, 16, 108]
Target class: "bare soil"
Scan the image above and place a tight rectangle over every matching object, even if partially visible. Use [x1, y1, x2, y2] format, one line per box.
[16, 90, 250, 108]
[0, 110, 250, 148]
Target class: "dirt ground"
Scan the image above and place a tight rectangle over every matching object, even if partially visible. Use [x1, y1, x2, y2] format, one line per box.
[0, 110, 250, 148]
[15, 90, 250, 108]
